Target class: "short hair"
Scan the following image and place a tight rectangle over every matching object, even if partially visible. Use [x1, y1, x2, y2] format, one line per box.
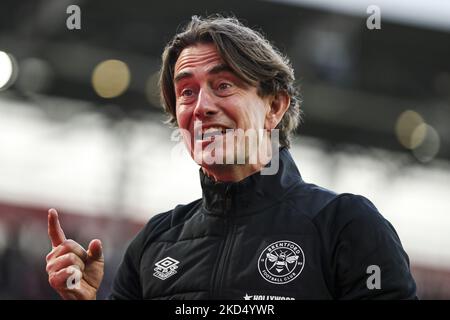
[159, 15, 302, 148]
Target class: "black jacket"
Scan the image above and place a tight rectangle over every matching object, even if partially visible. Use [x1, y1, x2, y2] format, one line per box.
[111, 147, 417, 300]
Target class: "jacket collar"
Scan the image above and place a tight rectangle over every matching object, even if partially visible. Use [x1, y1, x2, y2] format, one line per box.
[199, 147, 303, 216]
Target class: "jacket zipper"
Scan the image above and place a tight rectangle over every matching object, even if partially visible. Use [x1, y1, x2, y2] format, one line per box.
[211, 185, 234, 299]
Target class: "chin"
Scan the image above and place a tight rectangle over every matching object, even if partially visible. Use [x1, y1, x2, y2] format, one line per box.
[192, 149, 252, 167]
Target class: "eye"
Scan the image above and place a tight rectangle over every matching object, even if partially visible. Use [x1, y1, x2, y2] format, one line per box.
[181, 88, 194, 97]
[217, 82, 232, 91]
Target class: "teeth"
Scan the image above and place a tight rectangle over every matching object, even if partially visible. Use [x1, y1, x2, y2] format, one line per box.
[202, 127, 227, 139]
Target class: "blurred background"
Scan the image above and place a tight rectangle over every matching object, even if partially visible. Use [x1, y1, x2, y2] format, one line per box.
[0, 0, 449, 299]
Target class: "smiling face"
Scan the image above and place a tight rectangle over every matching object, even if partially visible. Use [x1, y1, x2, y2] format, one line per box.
[174, 43, 276, 180]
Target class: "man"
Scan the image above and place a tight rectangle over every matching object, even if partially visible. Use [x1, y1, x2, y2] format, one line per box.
[46, 15, 417, 300]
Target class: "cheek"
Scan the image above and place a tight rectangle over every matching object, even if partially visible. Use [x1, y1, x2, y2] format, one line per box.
[176, 107, 191, 130]
[224, 97, 253, 125]
[254, 100, 270, 125]
[176, 108, 194, 149]
[240, 103, 268, 129]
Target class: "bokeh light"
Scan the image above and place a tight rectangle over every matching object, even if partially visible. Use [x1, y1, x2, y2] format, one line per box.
[412, 124, 441, 163]
[0, 50, 18, 90]
[395, 110, 426, 149]
[91, 59, 130, 98]
[16, 57, 53, 94]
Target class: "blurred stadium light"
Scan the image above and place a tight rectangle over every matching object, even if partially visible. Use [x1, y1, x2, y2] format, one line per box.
[0, 51, 18, 91]
[92, 59, 131, 98]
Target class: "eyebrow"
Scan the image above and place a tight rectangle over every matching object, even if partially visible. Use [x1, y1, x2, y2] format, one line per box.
[174, 64, 235, 84]
[208, 64, 234, 75]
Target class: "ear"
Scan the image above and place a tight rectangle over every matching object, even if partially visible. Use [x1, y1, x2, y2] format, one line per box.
[264, 91, 290, 130]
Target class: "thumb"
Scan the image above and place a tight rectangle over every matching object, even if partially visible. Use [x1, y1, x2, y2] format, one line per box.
[87, 239, 103, 261]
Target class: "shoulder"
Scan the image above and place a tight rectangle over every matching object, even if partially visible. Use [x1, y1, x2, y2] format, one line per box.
[289, 182, 396, 241]
[318, 193, 392, 235]
[291, 180, 387, 227]
[310, 192, 405, 265]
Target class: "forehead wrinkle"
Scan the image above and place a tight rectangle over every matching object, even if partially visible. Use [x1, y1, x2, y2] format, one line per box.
[174, 46, 223, 76]
[175, 63, 232, 84]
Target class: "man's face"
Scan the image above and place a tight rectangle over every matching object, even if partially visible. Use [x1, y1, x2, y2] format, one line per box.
[174, 43, 272, 168]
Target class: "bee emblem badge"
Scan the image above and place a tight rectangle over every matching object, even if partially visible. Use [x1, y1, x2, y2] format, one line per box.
[258, 240, 305, 284]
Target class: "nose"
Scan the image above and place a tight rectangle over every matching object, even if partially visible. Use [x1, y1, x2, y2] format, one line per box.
[193, 87, 218, 120]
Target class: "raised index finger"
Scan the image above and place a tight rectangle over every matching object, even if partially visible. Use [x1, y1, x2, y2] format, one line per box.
[48, 208, 66, 248]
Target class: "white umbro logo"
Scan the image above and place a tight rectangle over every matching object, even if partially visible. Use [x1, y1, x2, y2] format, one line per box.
[153, 257, 180, 280]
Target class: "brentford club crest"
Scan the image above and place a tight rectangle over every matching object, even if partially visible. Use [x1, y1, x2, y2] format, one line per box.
[258, 240, 305, 284]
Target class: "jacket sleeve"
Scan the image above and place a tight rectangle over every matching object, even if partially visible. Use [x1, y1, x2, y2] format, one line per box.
[109, 230, 145, 300]
[328, 194, 417, 299]
[109, 211, 170, 300]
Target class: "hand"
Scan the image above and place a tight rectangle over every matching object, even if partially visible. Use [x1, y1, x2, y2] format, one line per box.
[46, 208, 104, 300]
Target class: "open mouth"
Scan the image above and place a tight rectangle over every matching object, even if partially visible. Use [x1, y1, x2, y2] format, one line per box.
[195, 126, 232, 141]
[202, 127, 228, 139]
